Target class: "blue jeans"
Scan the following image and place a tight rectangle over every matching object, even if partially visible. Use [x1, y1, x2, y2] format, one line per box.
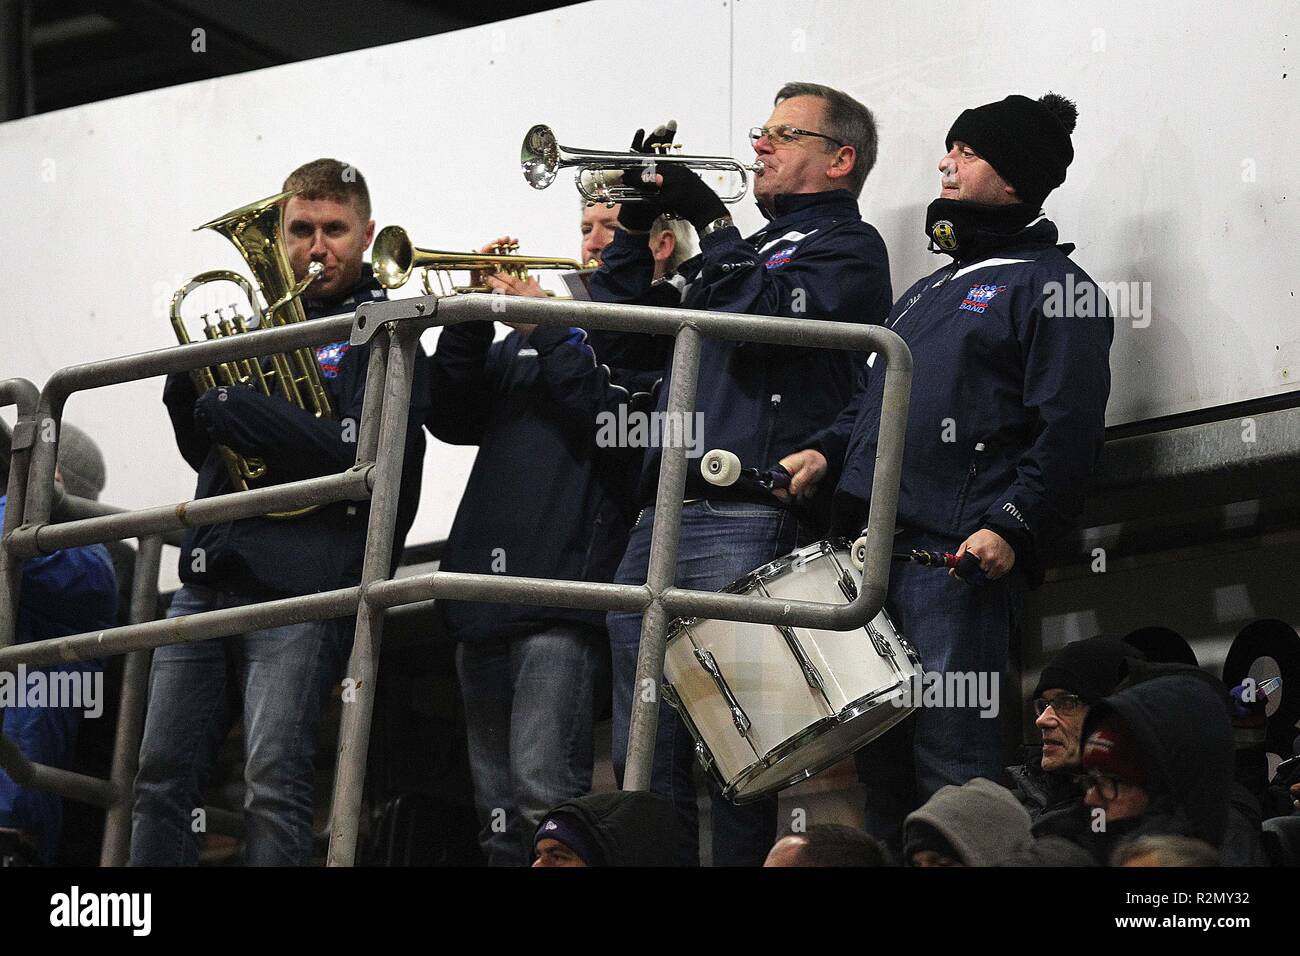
[854, 528, 1023, 857]
[607, 501, 803, 867]
[130, 584, 349, 866]
[456, 625, 599, 866]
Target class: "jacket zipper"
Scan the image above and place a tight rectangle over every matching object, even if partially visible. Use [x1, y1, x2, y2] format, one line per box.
[578, 511, 604, 580]
[761, 393, 782, 465]
[951, 441, 985, 532]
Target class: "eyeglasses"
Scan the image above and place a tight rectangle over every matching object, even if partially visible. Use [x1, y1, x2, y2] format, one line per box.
[1074, 771, 1126, 801]
[748, 124, 845, 149]
[1033, 693, 1084, 717]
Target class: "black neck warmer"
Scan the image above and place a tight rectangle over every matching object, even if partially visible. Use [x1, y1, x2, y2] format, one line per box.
[924, 198, 1042, 261]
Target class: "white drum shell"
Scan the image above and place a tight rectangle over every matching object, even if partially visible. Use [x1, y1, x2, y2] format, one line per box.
[663, 540, 921, 802]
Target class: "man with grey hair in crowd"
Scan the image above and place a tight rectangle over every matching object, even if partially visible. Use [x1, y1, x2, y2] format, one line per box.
[593, 81, 893, 866]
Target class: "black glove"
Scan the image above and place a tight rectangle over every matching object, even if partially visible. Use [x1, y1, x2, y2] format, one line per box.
[193, 384, 261, 443]
[616, 123, 675, 232]
[655, 163, 728, 232]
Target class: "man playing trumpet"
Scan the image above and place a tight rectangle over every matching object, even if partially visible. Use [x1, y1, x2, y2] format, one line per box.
[425, 204, 690, 865]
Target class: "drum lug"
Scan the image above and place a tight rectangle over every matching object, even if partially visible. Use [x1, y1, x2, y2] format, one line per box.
[777, 625, 828, 694]
[838, 566, 894, 658]
[694, 738, 715, 773]
[694, 647, 752, 738]
[661, 681, 682, 710]
[866, 620, 896, 659]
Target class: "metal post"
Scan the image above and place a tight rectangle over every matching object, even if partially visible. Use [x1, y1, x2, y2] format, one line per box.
[623, 326, 701, 791]
[20, 391, 61, 529]
[355, 324, 393, 465]
[0, 378, 39, 650]
[99, 534, 163, 867]
[326, 326, 416, 866]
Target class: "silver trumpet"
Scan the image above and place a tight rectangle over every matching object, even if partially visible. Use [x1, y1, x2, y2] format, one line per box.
[521, 123, 764, 206]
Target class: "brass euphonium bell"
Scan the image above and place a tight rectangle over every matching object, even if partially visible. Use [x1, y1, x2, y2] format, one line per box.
[169, 189, 331, 518]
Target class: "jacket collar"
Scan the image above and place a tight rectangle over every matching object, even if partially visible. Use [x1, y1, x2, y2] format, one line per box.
[756, 189, 860, 226]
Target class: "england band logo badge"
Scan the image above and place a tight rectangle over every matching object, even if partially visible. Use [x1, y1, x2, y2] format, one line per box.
[959, 283, 1007, 314]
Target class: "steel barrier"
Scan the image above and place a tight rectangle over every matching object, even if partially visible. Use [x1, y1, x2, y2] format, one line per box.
[0, 293, 911, 866]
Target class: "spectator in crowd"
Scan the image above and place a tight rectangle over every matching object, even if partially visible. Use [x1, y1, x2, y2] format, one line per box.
[1012, 665, 1240, 865]
[763, 824, 892, 867]
[0, 423, 117, 865]
[903, 777, 1033, 866]
[531, 791, 679, 867]
[1007, 635, 1141, 837]
[1261, 788, 1300, 867]
[1112, 834, 1221, 867]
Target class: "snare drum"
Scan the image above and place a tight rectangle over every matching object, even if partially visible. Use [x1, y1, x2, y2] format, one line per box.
[662, 539, 922, 804]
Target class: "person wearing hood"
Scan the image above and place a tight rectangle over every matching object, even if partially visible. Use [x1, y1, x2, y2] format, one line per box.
[903, 777, 1034, 866]
[1014, 663, 1240, 866]
[592, 82, 893, 867]
[779, 92, 1113, 851]
[1008, 636, 1142, 838]
[531, 791, 680, 867]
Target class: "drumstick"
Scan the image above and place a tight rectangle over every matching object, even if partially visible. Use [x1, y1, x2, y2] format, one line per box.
[892, 549, 984, 580]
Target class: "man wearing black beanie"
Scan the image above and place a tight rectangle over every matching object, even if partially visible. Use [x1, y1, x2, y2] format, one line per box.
[779, 93, 1114, 851]
[1007, 636, 1143, 837]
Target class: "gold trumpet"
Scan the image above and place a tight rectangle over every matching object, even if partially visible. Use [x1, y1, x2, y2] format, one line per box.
[372, 224, 593, 295]
[170, 189, 330, 517]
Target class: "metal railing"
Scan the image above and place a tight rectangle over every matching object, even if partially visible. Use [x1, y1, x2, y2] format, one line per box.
[0, 293, 911, 866]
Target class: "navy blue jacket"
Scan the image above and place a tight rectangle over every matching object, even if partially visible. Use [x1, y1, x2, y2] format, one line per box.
[427, 322, 662, 643]
[590, 190, 893, 511]
[164, 265, 429, 597]
[810, 218, 1112, 581]
[0, 496, 117, 658]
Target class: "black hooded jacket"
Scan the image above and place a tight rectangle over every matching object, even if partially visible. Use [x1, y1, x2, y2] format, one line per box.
[1014, 662, 1250, 865]
[1006, 746, 1089, 839]
[1085, 663, 1234, 849]
[537, 791, 680, 867]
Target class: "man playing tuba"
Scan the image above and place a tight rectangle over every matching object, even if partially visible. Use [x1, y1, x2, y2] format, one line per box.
[131, 160, 430, 866]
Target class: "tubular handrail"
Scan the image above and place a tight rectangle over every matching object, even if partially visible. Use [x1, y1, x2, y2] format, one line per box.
[0, 291, 912, 867]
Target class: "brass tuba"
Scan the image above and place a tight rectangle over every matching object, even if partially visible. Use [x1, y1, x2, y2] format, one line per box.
[170, 190, 330, 515]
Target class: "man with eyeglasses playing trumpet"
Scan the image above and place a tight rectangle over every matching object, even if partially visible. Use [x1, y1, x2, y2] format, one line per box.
[424, 207, 690, 866]
[592, 82, 893, 867]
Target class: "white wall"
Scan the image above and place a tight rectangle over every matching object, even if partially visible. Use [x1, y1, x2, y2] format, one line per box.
[2, 0, 1297, 585]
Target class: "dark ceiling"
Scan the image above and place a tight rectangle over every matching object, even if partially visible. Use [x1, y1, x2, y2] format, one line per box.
[3, 0, 580, 119]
